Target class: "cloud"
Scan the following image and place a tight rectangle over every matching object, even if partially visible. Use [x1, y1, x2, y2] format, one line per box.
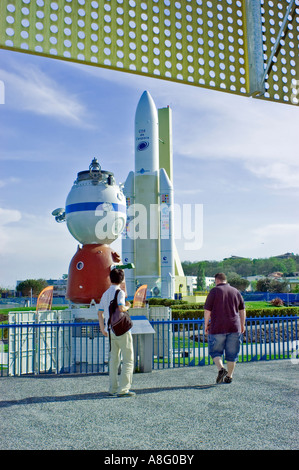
[0, 207, 22, 254]
[180, 222, 299, 262]
[246, 162, 299, 189]
[168, 87, 299, 190]
[62, 61, 299, 192]
[0, 177, 20, 188]
[0, 63, 92, 127]
[175, 188, 203, 195]
[0, 210, 78, 286]
[0, 207, 21, 225]
[252, 223, 299, 239]
[249, 224, 299, 256]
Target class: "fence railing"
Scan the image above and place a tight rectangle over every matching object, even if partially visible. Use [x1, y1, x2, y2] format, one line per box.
[0, 321, 109, 377]
[1, 317, 298, 376]
[151, 316, 299, 369]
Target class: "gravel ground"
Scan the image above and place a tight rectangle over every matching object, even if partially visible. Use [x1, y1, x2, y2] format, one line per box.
[0, 360, 298, 451]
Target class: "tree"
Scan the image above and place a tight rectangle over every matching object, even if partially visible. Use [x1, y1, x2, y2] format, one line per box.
[16, 279, 48, 296]
[0, 287, 10, 298]
[256, 278, 289, 293]
[227, 275, 250, 291]
[181, 254, 299, 279]
[284, 258, 297, 275]
[268, 257, 287, 274]
[0, 287, 9, 294]
[196, 262, 206, 291]
[223, 258, 252, 277]
[256, 278, 272, 292]
[292, 284, 299, 293]
[269, 280, 289, 293]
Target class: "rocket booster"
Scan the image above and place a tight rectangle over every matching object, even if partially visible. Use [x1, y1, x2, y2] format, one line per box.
[159, 168, 175, 299]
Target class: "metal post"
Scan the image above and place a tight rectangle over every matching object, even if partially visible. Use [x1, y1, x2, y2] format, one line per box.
[245, 0, 265, 96]
[244, 0, 265, 96]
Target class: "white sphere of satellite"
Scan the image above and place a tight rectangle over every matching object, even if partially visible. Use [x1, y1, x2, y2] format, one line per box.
[63, 159, 126, 245]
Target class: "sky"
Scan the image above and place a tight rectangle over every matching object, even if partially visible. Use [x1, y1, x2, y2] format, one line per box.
[0, 48, 299, 289]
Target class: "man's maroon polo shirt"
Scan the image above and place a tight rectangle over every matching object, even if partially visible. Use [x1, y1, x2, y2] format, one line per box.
[204, 283, 245, 334]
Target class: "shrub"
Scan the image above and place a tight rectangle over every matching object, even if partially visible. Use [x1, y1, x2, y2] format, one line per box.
[147, 299, 299, 320]
[171, 303, 205, 310]
[270, 297, 284, 307]
[170, 307, 299, 321]
[171, 309, 204, 320]
[148, 298, 188, 307]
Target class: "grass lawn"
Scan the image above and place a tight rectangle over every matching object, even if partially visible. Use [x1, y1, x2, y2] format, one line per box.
[244, 301, 273, 309]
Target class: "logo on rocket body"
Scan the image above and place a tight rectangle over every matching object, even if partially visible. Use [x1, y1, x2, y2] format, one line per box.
[137, 141, 149, 151]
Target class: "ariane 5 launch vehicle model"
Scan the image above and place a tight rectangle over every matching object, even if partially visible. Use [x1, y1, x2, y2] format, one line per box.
[52, 158, 127, 304]
[122, 91, 181, 299]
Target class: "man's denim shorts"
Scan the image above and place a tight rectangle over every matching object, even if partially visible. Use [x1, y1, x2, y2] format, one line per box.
[208, 332, 243, 362]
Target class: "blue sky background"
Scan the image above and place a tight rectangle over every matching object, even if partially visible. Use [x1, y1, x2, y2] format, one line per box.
[0, 48, 299, 288]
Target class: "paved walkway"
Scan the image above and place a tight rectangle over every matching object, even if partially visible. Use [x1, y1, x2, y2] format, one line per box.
[0, 360, 298, 451]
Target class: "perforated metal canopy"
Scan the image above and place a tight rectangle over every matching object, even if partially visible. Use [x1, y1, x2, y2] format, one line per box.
[0, 0, 298, 105]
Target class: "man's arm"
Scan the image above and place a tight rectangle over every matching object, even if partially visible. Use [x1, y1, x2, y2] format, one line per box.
[117, 290, 131, 312]
[239, 309, 246, 334]
[118, 301, 131, 313]
[203, 289, 214, 335]
[98, 309, 108, 337]
[204, 309, 211, 334]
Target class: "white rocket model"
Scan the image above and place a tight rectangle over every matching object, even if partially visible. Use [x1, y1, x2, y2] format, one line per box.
[122, 91, 175, 298]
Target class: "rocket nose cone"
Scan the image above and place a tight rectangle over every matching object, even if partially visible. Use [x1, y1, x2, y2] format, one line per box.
[135, 90, 157, 120]
[141, 90, 155, 105]
[143, 90, 153, 99]
[134, 89, 159, 172]
[140, 90, 151, 100]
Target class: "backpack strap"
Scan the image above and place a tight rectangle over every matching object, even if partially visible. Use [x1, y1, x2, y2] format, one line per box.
[114, 288, 121, 303]
[108, 289, 120, 322]
[108, 289, 121, 352]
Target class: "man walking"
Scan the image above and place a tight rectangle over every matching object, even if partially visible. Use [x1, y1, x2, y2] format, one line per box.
[98, 268, 135, 397]
[204, 273, 246, 384]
